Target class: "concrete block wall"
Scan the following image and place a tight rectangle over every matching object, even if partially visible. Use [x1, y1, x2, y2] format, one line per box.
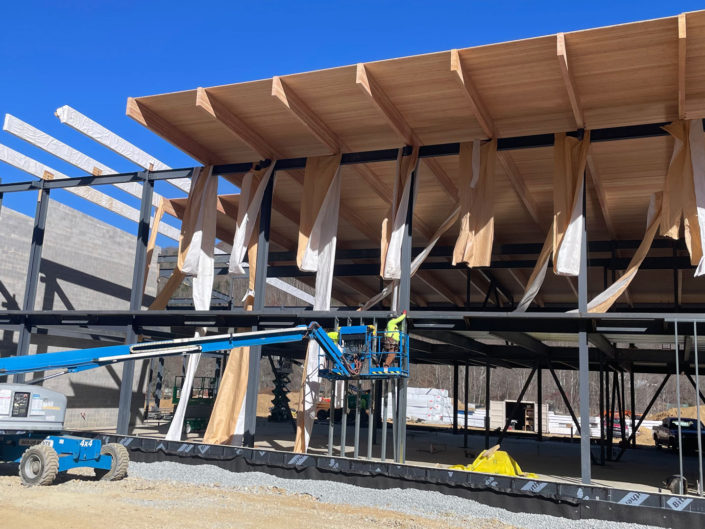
[0, 199, 160, 429]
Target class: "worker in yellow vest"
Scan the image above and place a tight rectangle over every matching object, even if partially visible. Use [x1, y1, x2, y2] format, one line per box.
[383, 310, 406, 367]
[327, 328, 339, 344]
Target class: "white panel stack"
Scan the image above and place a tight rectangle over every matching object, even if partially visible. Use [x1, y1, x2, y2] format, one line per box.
[385, 387, 455, 424]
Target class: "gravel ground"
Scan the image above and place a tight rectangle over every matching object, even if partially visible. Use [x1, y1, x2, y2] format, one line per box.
[130, 461, 658, 529]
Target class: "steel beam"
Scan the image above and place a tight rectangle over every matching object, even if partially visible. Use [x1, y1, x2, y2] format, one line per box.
[616, 373, 671, 461]
[497, 367, 536, 444]
[117, 173, 154, 434]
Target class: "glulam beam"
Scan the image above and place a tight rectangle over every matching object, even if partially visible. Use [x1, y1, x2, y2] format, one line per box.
[195, 87, 281, 160]
[556, 33, 585, 129]
[127, 97, 219, 164]
[449, 49, 494, 139]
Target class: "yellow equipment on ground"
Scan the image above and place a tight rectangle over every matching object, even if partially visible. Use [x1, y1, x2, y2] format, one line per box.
[449, 444, 537, 478]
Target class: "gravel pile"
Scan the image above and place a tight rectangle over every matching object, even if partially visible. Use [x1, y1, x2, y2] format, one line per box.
[129, 461, 658, 529]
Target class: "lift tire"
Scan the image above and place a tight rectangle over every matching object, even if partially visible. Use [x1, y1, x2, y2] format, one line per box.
[95, 443, 129, 481]
[19, 444, 59, 486]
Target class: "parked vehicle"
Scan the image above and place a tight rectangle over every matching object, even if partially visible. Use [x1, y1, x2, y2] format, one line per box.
[653, 417, 705, 452]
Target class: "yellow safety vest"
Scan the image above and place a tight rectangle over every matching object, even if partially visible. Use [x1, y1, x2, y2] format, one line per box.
[386, 313, 406, 343]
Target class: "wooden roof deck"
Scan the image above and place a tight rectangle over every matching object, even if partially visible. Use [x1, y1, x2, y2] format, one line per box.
[139, 11, 705, 309]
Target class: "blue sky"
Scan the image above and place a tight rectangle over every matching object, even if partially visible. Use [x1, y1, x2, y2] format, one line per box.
[0, 1, 702, 247]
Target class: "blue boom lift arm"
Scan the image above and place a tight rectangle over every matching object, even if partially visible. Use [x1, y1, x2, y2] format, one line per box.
[0, 323, 408, 381]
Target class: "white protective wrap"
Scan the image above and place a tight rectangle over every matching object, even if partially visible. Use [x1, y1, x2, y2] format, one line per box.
[3, 114, 180, 241]
[585, 195, 661, 312]
[55, 105, 189, 193]
[555, 173, 584, 277]
[360, 206, 460, 311]
[383, 157, 416, 279]
[688, 119, 705, 277]
[165, 167, 218, 441]
[298, 167, 342, 452]
[0, 144, 180, 240]
[228, 165, 275, 276]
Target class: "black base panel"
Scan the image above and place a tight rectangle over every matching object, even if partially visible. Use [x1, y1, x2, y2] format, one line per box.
[91, 433, 705, 529]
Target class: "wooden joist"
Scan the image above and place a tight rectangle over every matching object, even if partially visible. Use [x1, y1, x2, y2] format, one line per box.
[127, 97, 219, 164]
[273, 75, 436, 240]
[416, 270, 464, 306]
[271, 77, 339, 154]
[586, 153, 616, 239]
[356, 63, 457, 210]
[556, 33, 585, 129]
[679, 13, 687, 119]
[196, 87, 281, 160]
[496, 151, 543, 229]
[449, 49, 494, 139]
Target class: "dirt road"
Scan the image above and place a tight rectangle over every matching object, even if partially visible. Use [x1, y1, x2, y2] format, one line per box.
[0, 470, 513, 529]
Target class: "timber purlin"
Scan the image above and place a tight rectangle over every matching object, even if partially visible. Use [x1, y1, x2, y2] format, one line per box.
[89, 432, 705, 528]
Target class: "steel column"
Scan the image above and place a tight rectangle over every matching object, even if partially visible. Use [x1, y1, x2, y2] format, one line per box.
[381, 380, 388, 461]
[398, 377, 407, 463]
[14, 185, 51, 384]
[578, 167, 591, 484]
[244, 169, 275, 447]
[619, 371, 627, 446]
[675, 320, 685, 494]
[328, 380, 335, 456]
[391, 379, 397, 461]
[630, 367, 636, 449]
[464, 361, 469, 449]
[354, 385, 361, 458]
[694, 322, 704, 496]
[453, 363, 459, 434]
[341, 380, 349, 457]
[367, 380, 375, 459]
[599, 359, 606, 464]
[117, 174, 154, 434]
[485, 361, 491, 449]
[537, 364, 543, 441]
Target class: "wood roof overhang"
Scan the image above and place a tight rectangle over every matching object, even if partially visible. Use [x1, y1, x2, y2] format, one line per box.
[134, 11, 705, 311]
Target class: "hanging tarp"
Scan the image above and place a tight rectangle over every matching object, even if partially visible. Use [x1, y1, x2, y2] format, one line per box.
[453, 139, 497, 268]
[662, 120, 705, 276]
[380, 147, 419, 280]
[203, 169, 264, 446]
[229, 163, 275, 277]
[515, 133, 590, 311]
[586, 194, 662, 313]
[360, 206, 460, 311]
[514, 227, 553, 313]
[553, 132, 590, 276]
[294, 154, 342, 453]
[164, 166, 218, 441]
[143, 197, 166, 294]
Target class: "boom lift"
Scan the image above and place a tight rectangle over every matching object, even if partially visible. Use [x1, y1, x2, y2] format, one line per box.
[0, 322, 408, 485]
